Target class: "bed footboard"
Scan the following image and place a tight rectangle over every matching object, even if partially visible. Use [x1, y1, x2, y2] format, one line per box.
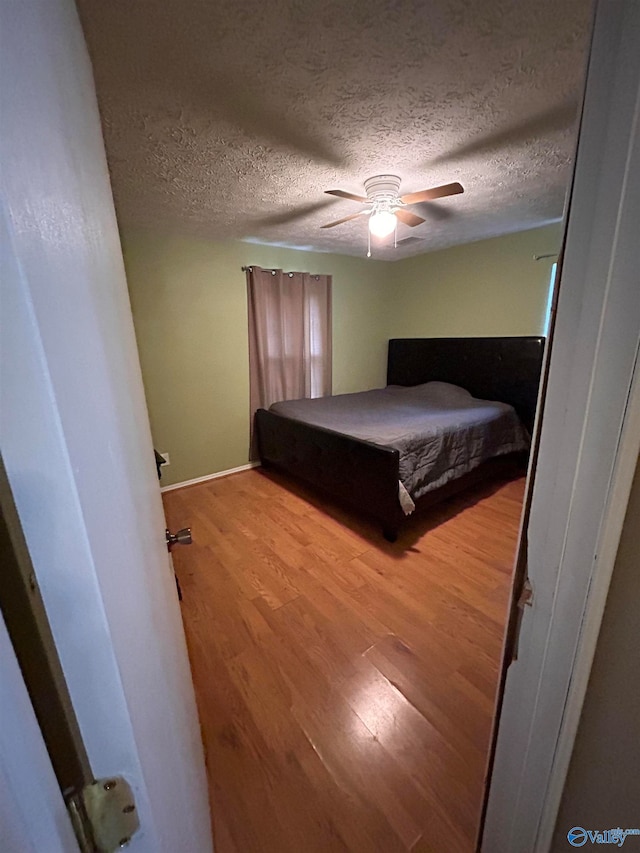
[255, 409, 403, 532]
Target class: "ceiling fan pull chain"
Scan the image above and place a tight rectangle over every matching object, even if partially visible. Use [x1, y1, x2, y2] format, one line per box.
[367, 227, 371, 258]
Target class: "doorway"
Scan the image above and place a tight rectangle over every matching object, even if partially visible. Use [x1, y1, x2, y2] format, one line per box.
[3, 0, 638, 852]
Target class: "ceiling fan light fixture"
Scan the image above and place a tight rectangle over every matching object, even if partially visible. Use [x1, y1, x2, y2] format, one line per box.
[369, 210, 397, 238]
[320, 175, 462, 254]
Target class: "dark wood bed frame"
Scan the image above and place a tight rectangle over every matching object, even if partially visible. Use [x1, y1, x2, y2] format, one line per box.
[255, 336, 545, 540]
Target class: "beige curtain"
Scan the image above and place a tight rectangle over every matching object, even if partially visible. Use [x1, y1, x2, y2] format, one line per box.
[247, 266, 332, 454]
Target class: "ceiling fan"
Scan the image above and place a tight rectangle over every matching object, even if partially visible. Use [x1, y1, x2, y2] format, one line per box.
[320, 174, 464, 238]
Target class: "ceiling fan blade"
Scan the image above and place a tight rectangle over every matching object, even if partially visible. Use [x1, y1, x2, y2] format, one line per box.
[324, 189, 369, 203]
[400, 182, 464, 205]
[396, 209, 425, 227]
[320, 211, 368, 229]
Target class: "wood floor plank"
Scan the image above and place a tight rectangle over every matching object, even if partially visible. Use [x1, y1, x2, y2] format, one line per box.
[261, 617, 460, 852]
[363, 634, 491, 763]
[164, 469, 524, 852]
[341, 659, 481, 842]
[229, 643, 409, 853]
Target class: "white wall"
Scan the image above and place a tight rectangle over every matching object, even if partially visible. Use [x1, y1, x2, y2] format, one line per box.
[0, 1, 211, 850]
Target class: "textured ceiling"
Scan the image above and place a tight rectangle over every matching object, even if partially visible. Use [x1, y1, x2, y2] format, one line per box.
[77, 0, 592, 260]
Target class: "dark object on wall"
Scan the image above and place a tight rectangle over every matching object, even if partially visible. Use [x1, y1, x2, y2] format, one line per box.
[154, 450, 165, 479]
[255, 336, 545, 541]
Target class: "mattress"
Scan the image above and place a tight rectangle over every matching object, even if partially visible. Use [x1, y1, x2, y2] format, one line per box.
[269, 381, 529, 512]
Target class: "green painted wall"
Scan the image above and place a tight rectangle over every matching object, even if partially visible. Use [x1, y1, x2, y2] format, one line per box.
[123, 222, 563, 486]
[122, 234, 390, 485]
[388, 223, 562, 338]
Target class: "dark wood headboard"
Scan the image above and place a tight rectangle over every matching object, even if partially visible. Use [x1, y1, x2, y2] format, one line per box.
[387, 336, 545, 433]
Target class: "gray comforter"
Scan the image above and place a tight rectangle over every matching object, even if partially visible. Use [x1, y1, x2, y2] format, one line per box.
[270, 382, 529, 509]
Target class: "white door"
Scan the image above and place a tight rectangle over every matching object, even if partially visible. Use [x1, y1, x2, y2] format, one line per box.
[0, 0, 212, 850]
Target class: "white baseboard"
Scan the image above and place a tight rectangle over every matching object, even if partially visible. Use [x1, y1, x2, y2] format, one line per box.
[160, 462, 260, 493]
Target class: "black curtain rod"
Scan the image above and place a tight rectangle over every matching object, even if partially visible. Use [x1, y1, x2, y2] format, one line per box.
[242, 265, 283, 274]
[242, 266, 322, 279]
[242, 265, 282, 273]
[242, 265, 283, 271]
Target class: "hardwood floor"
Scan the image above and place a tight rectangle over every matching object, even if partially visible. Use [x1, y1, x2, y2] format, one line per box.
[163, 469, 524, 853]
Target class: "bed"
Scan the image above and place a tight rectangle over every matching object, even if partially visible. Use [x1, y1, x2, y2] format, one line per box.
[255, 336, 545, 540]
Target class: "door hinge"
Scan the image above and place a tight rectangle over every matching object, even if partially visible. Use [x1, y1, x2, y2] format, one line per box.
[511, 577, 534, 663]
[67, 777, 140, 852]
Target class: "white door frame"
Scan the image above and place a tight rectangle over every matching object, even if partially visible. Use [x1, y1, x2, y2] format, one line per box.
[483, 0, 640, 849]
[0, 611, 79, 853]
[539, 348, 640, 848]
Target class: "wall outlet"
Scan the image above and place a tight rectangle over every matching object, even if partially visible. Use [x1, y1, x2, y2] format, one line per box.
[159, 452, 170, 466]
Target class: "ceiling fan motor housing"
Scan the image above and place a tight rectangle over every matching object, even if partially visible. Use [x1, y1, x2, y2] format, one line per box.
[364, 174, 402, 204]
